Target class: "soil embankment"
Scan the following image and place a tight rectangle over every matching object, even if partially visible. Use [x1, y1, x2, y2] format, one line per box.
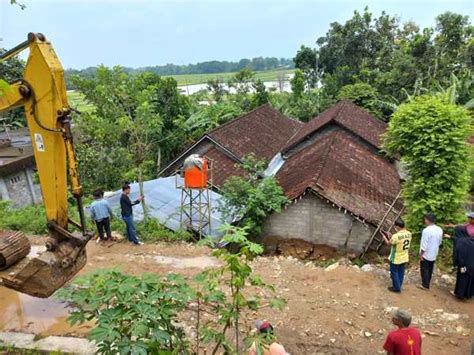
[0, 239, 472, 354]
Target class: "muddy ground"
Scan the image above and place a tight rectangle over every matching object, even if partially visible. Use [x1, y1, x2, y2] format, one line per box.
[0, 238, 473, 354]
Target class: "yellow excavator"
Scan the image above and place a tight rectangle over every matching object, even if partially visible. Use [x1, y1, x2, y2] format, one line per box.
[0, 33, 92, 298]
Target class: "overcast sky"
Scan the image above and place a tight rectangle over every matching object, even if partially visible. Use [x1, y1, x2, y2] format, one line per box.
[0, 0, 472, 69]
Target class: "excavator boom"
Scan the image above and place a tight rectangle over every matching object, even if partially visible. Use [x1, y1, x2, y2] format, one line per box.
[0, 33, 91, 298]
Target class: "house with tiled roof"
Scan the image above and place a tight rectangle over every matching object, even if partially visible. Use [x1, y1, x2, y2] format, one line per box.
[0, 128, 41, 207]
[160, 104, 302, 186]
[263, 101, 402, 253]
[162, 101, 402, 254]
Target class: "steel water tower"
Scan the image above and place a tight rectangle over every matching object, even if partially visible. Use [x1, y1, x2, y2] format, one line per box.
[178, 154, 212, 238]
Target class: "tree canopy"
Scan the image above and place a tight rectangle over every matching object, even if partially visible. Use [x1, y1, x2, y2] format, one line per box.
[295, 8, 473, 105]
[0, 49, 26, 130]
[383, 95, 472, 230]
[71, 66, 190, 192]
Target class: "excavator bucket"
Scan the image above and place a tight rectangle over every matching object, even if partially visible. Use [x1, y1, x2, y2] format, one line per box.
[0, 231, 87, 298]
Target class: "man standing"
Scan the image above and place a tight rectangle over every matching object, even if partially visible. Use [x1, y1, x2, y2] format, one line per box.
[382, 219, 412, 293]
[89, 189, 113, 243]
[383, 309, 421, 355]
[419, 213, 443, 290]
[120, 184, 144, 245]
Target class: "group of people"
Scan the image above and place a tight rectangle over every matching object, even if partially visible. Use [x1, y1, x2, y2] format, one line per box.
[88, 184, 144, 245]
[383, 211, 474, 300]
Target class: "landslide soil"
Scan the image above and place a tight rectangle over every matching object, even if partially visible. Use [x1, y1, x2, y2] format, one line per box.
[0, 238, 472, 354]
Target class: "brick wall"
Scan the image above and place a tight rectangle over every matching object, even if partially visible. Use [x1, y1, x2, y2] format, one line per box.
[263, 193, 374, 254]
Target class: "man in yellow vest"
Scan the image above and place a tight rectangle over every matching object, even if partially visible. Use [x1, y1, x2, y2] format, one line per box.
[382, 219, 412, 293]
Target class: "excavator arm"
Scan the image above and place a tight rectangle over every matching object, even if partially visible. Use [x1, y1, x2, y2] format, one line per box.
[0, 33, 92, 298]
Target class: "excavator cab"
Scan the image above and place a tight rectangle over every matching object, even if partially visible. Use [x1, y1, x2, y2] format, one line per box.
[0, 33, 92, 298]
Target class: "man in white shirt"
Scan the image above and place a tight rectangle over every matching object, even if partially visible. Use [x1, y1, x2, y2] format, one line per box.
[418, 213, 443, 290]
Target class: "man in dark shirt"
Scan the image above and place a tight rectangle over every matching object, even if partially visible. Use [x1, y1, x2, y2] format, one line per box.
[120, 184, 144, 245]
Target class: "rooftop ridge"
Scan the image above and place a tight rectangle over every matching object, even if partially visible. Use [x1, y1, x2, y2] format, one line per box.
[283, 100, 386, 153]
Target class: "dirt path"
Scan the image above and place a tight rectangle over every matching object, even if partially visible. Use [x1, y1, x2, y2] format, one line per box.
[1, 239, 472, 354]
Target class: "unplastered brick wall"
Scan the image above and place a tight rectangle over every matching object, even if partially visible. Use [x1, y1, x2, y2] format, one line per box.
[263, 193, 373, 253]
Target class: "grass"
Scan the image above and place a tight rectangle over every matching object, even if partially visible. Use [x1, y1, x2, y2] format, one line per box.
[0, 200, 48, 234]
[164, 68, 294, 86]
[67, 90, 95, 113]
[0, 200, 191, 242]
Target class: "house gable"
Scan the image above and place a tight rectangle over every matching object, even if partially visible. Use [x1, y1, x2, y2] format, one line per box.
[283, 100, 387, 154]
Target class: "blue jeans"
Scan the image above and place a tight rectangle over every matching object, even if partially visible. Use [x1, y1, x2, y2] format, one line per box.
[390, 262, 406, 292]
[122, 215, 140, 244]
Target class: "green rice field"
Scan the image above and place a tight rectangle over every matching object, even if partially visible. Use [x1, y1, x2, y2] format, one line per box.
[164, 68, 294, 86]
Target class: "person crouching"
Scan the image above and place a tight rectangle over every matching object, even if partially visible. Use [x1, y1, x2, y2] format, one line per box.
[249, 320, 287, 355]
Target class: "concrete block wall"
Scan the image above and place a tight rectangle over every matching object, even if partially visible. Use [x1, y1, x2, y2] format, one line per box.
[263, 193, 374, 253]
[0, 167, 40, 208]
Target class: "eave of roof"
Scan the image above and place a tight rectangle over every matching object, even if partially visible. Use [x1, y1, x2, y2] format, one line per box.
[276, 129, 401, 225]
[0, 150, 35, 176]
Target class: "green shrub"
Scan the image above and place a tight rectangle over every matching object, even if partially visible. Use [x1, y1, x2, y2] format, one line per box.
[384, 95, 472, 231]
[57, 270, 193, 354]
[0, 199, 106, 236]
[337, 82, 385, 119]
[194, 225, 285, 354]
[0, 201, 48, 234]
[109, 216, 124, 234]
[57, 226, 284, 354]
[136, 218, 192, 242]
[219, 154, 288, 237]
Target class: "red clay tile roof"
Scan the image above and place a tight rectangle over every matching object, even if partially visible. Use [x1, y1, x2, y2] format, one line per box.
[160, 104, 301, 184]
[208, 104, 302, 161]
[276, 129, 401, 225]
[284, 100, 387, 152]
[203, 146, 246, 187]
[162, 102, 401, 225]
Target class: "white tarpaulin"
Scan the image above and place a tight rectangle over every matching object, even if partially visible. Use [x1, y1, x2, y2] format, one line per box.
[101, 176, 226, 239]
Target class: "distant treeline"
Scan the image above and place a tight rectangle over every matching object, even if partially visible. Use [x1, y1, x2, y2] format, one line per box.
[65, 57, 294, 89]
